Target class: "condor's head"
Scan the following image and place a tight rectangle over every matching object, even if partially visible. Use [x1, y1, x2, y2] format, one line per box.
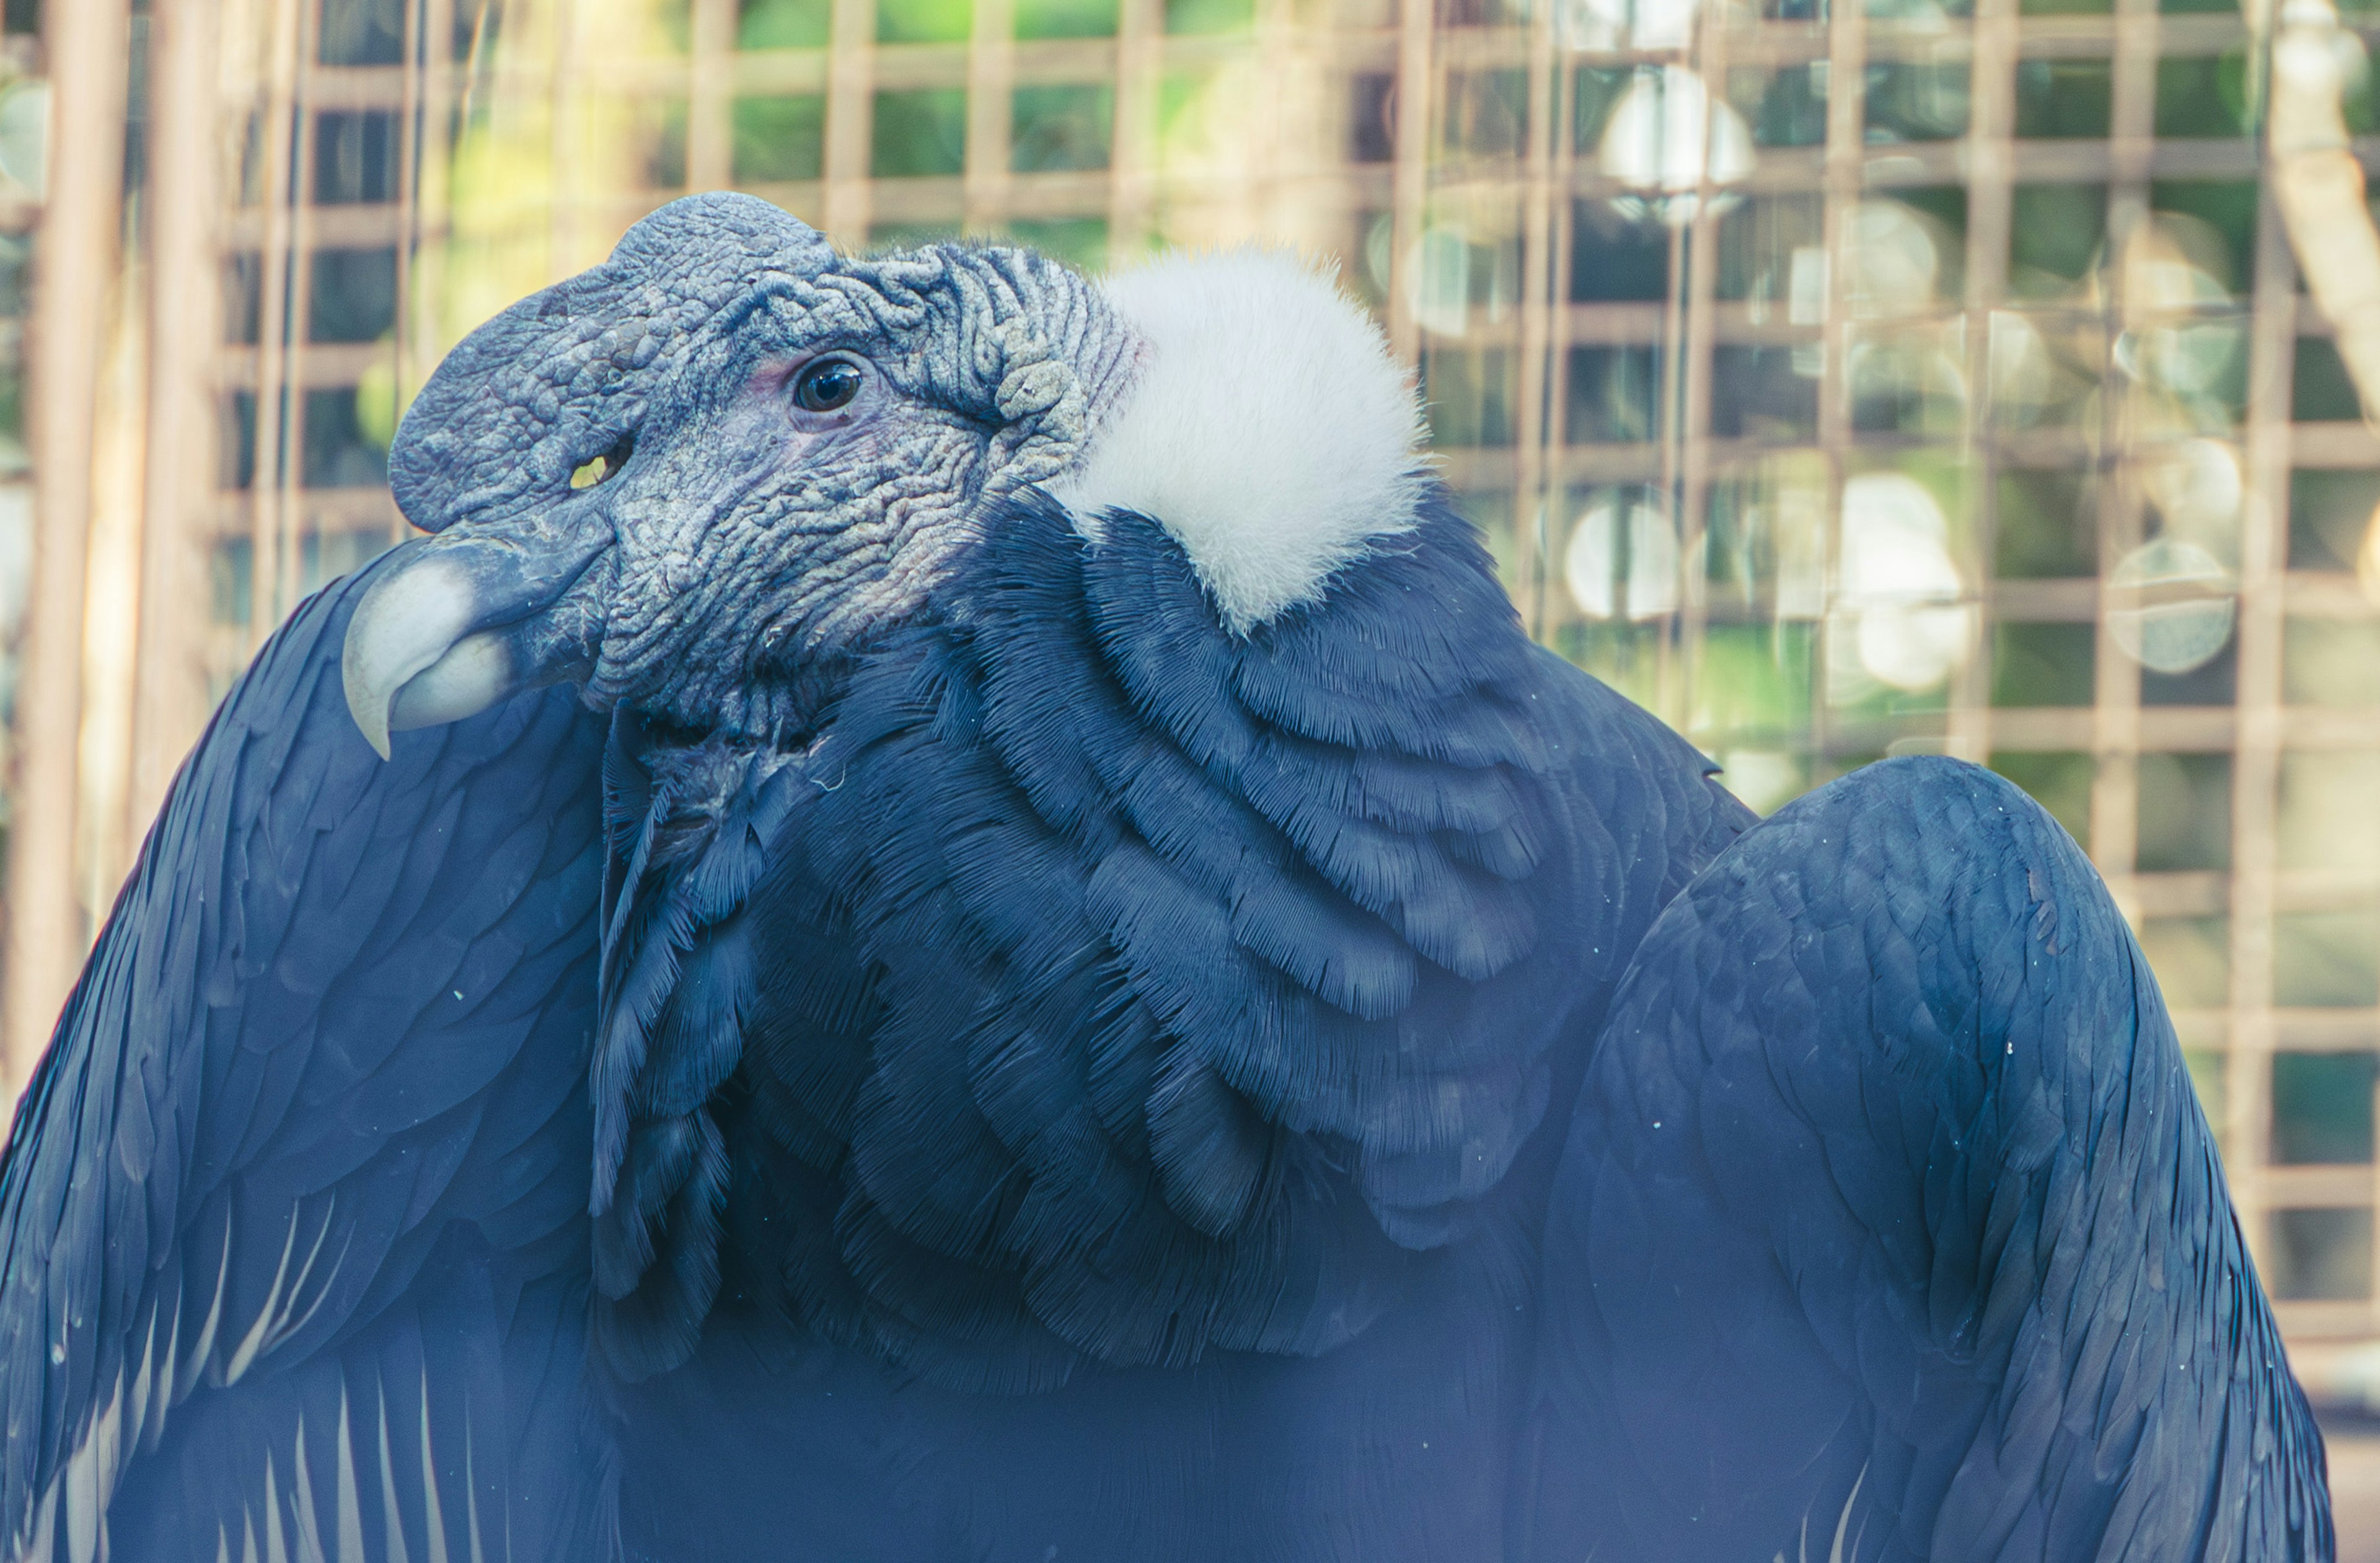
[340, 191, 1429, 751]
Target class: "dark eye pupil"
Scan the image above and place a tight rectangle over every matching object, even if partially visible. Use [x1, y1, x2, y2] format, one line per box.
[795, 359, 862, 413]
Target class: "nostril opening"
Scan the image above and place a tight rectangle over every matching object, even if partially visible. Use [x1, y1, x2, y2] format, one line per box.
[570, 431, 638, 491]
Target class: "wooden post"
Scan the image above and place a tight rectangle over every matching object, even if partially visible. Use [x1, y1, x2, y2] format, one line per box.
[1382, 0, 1431, 368]
[128, 0, 225, 843]
[6, 0, 134, 1095]
[689, 0, 737, 192]
[821, 0, 878, 247]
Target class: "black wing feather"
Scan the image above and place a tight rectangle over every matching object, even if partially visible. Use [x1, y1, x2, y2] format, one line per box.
[0, 562, 612, 1562]
[1525, 757, 2330, 1563]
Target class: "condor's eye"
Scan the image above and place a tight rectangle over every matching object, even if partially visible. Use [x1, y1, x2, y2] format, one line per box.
[792, 357, 865, 413]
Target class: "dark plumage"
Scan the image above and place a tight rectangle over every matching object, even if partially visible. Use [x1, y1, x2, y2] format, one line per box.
[0, 192, 2332, 1562]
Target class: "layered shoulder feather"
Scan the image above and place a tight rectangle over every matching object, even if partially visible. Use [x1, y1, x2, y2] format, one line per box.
[589, 487, 1752, 1388]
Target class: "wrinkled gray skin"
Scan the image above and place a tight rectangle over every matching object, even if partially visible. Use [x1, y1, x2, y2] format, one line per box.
[344, 192, 1143, 747]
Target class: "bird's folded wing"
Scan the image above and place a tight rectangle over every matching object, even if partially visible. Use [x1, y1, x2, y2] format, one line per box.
[0, 560, 612, 1563]
[1522, 759, 2329, 1563]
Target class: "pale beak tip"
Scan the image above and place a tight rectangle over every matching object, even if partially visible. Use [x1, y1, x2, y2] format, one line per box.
[342, 548, 470, 760]
[338, 524, 606, 754]
[342, 653, 396, 761]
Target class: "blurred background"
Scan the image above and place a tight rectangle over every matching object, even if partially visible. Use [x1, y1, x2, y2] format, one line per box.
[14, 0, 2380, 1533]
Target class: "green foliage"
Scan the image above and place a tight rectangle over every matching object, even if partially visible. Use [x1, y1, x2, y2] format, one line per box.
[2153, 54, 2251, 139]
[1566, 347, 1659, 443]
[654, 0, 693, 50]
[1455, 487, 1520, 592]
[1569, 201, 1670, 303]
[1741, 61, 1827, 149]
[878, 0, 974, 42]
[1892, 183, 1967, 239]
[1155, 72, 1209, 163]
[2288, 468, 2380, 571]
[1823, 680, 1952, 729]
[2278, 911, 2380, 1006]
[1441, 69, 1528, 159]
[738, 0, 830, 48]
[309, 248, 398, 344]
[2273, 1052, 2378, 1163]
[734, 95, 826, 182]
[1554, 620, 1665, 711]
[2182, 1043, 2228, 1125]
[1165, 0, 1252, 35]
[319, 0, 405, 65]
[1863, 61, 1971, 143]
[1993, 622, 2096, 707]
[2143, 918, 2232, 1008]
[1571, 67, 1634, 154]
[355, 343, 401, 451]
[1812, 751, 1887, 789]
[2141, 637, 2236, 709]
[1006, 218, 1111, 271]
[1016, 0, 1118, 38]
[1690, 625, 1812, 746]
[1419, 348, 1515, 447]
[0, 234, 29, 318]
[211, 538, 253, 629]
[646, 99, 689, 188]
[2269, 1209, 2371, 1300]
[873, 90, 967, 177]
[299, 527, 394, 597]
[2136, 752, 2231, 871]
[2294, 337, 2363, 422]
[0, 354, 22, 446]
[2009, 183, 2106, 284]
[2279, 751, 2380, 870]
[1996, 471, 2096, 578]
[1989, 750, 2092, 848]
[221, 391, 255, 491]
[301, 387, 387, 488]
[2149, 178, 2257, 291]
[868, 221, 963, 249]
[2014, 59, 2112, 138]
[1012, 85, 1114, 172]
[1712, 193, 1823, 301]
[2285, 618, 2380, 706]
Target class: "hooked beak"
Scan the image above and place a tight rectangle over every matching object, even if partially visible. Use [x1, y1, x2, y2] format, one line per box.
[342, 511, 611, 759]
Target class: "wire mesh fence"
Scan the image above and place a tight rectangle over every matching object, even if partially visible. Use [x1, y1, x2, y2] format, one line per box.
[14, 0, 2380, 1363]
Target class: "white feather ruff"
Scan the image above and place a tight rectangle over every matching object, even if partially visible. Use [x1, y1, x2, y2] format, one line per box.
[1052, 250, 1430, 634]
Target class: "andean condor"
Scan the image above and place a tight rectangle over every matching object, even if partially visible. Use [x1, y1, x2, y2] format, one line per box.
[0, 192, 2332, 1562]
